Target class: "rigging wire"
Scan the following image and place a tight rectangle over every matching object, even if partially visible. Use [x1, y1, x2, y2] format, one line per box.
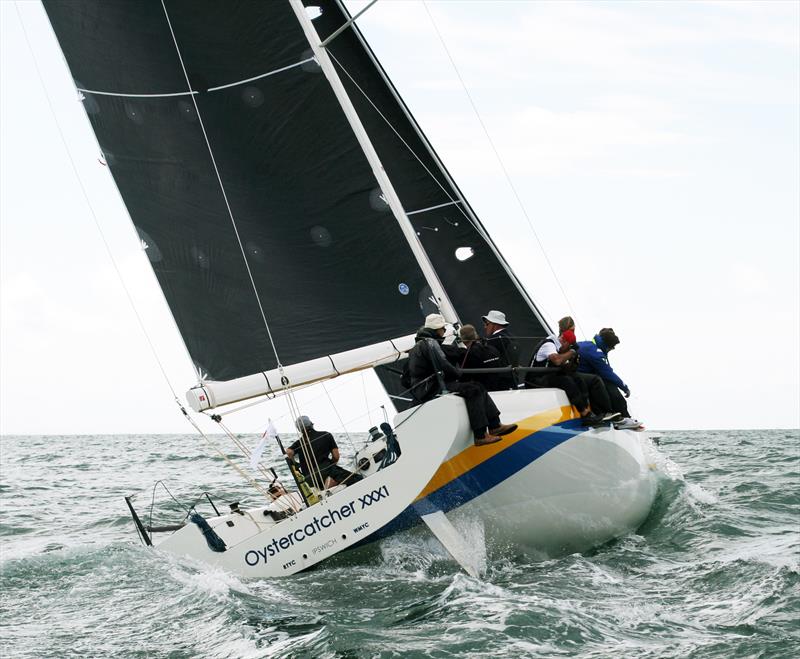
[13, 2, 185, 406]
[159, 0, 284, 369]
[321, 380, 356, 454]
[215, 418, 276, 485]
[181, 409, 272, 498]
[215, 419, 302, 514]
[327, 49, 479, 236]
[15, 4, 289, 502]
[420, 1, 585, 337]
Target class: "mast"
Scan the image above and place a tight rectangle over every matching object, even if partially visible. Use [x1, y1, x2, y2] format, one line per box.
[332, 0, 552, 334]
[289, 0, 460, 325]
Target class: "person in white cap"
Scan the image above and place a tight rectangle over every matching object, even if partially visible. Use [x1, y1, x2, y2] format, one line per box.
[481, 310, 520, 389]
[403, 313, 517, 446]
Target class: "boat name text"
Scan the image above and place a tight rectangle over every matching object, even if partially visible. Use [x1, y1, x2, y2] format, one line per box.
[244, 485, 390, 567]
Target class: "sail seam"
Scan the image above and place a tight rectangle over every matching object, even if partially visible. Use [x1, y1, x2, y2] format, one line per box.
[159, 0, 283, 367]
[206, 57, 316, 92]
[76, 87, 197, 98]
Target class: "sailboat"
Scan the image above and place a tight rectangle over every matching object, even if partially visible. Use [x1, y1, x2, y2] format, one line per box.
[42, 0, 661, 577]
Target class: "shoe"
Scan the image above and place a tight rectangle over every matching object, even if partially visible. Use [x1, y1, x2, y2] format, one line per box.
[488, 423, 518, 436]
[474, 434, 502, 447]
[601, 412, 622, 422]
[615, 417, 642, 430]
[581, 412, 603, 426]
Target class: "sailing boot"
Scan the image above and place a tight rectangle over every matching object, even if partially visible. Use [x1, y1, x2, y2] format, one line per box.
[474, 434, 502, 447]
[488, 423, 518, 436]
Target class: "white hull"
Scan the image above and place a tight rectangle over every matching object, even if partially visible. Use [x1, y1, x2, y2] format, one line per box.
[157, 396, 464, 577]
[156, 389, 659, 575]
[376, 389, 659, 556]
[454, 424, 658, 555]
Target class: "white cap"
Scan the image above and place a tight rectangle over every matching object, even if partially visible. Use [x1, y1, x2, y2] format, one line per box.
[424, 313, 447, 330]
[481, 310, 508, 325]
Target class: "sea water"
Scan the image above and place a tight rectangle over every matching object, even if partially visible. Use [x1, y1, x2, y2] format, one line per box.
[1, 430, 798, 658]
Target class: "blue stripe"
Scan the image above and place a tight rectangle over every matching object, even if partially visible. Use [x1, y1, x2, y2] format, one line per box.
[364, 418, 586, 543]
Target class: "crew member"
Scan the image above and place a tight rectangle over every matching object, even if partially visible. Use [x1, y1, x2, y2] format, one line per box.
[529, 329, 617, 425]
[286, 416, 362, 489]
[406, 313, 517, 446]
[555, 316, 621, 421]
[481, 310, 519, 389]
[576, 328, 641, 430]
[457, 324, 503, 391]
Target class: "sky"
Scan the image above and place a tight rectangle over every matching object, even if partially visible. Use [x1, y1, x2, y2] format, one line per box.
[1, 0, 798, 435]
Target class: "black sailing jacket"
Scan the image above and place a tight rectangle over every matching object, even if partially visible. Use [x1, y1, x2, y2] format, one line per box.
[406, 328, 459, 403]
[486, 328, 519, 389]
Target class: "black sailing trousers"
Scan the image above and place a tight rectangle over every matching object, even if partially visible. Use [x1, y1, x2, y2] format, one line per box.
[532, 373, 589, 411]
[446, 381, 501, 437]
[602, 380, 630, 418]
[573, 372, 614, 414]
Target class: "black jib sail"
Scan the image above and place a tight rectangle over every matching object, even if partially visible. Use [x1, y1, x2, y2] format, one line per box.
[43, 0, 550, 393]
[311, 1, 549, 344]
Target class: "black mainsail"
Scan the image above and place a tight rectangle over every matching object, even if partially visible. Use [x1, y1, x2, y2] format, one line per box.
[43, 0, 550, 398]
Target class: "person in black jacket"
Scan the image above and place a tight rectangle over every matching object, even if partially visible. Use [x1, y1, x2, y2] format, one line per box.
[481, 310, 519, 390]
[287, 416, 362, 489]
[457, 324, 504, 392]
[405, 314, 517, 446]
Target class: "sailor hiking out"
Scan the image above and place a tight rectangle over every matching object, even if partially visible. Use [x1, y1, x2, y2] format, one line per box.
[526, 326, 621, 425]
[404, 314, 517, 446]
[481, 310, 520, 390]
[576, 328, 642, 430]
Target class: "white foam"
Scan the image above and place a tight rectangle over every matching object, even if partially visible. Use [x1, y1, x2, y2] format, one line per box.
[685, 482, 718, 505]
[167, 556, 252, 601]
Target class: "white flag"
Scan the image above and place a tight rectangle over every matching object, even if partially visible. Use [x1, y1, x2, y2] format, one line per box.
[250, 419, 278, 470]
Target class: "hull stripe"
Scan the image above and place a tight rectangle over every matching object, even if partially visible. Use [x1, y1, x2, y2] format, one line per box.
[415, 405, 575, 501]
[368, 415, 587, 541]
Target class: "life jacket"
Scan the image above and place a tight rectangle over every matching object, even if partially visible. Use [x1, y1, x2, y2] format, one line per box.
[530, 337, 558, 368]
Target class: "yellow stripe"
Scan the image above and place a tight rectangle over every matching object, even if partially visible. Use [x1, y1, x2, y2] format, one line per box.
[414, 405, 576, 501]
